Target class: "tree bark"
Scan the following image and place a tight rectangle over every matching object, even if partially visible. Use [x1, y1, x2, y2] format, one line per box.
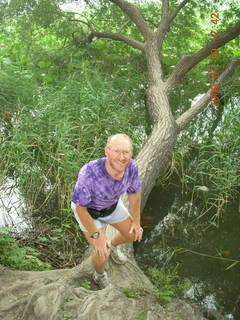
[176, 58, 240, 132]
[165, 21, 240, 93]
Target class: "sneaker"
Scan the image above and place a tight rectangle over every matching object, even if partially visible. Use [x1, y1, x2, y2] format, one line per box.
[110, 245, 127, 265]
[92, 271, 110, 289]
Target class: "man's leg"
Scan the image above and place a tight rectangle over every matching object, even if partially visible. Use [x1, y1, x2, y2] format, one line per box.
[83, 229, 110, 274]
[83, 229, 111, 289]
[111, 216, 135, 246]
[71, 202, 111, 288]
[108, 217, 135, 264]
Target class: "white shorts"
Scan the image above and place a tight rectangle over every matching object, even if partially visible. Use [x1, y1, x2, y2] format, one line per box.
[71, 199, 130, 232]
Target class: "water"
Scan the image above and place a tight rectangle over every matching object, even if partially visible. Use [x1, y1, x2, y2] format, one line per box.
[0, 178, 31, 233]
[135, 184, 240, 319]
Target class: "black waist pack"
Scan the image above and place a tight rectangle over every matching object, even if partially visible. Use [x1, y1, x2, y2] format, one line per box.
[87, 202, 118, 219]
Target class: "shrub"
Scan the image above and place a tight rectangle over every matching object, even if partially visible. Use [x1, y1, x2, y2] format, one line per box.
[0, 227, 51, 271]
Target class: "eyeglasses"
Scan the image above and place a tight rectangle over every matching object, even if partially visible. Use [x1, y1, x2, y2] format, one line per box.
[108, 148, 132, 157]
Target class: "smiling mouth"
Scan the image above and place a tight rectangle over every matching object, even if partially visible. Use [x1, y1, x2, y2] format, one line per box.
[118, 161, 127, 165]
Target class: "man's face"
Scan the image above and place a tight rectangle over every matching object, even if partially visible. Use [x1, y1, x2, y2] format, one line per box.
[105, 138, 132, 174]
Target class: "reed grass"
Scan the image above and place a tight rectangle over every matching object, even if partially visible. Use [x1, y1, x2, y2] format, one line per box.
[171, 96, 240, 221]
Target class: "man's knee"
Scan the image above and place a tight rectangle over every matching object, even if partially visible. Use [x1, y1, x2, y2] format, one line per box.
[93, 249, 110, 264]
[122, 232, 136, 243]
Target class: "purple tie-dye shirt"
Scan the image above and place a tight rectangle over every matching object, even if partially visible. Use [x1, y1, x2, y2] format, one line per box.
[71, 157, 141, 210]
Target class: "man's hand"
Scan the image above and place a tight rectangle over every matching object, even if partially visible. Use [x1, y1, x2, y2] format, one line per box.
[129, 221, 143, 242]
[89, 234, 110, 259]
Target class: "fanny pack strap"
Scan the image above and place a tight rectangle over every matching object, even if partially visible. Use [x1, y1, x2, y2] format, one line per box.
[87, 202, 118, 219]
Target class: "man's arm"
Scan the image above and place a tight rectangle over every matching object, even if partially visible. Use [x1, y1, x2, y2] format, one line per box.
[127, 191, 143, 241]
[127, 191, 141, 224]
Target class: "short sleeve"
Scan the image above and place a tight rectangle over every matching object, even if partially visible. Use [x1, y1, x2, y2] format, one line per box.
[127, 161, 142, 194]
[71, 165, 92, 207]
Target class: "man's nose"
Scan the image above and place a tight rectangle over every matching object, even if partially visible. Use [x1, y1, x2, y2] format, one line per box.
[119, 152, 124, 160]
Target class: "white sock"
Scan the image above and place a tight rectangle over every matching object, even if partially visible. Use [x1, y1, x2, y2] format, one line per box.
[95, 271, 106, 276]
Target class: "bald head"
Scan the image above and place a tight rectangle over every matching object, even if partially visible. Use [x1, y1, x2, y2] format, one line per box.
[104, 133, 133, 175]
[106, 133, 133, 151]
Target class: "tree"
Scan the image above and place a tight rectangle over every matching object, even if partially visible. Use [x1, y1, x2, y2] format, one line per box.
[0, 0, 239, 319]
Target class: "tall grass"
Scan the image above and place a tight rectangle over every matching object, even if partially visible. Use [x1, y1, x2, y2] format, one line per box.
[0, 67, 146, 218]
[172, 96, 240, 221]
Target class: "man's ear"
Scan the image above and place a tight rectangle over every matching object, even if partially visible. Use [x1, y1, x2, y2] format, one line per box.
[104, 146, 108, 156]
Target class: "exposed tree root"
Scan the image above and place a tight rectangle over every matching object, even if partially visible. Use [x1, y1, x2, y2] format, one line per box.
[0, 244, 225, 320]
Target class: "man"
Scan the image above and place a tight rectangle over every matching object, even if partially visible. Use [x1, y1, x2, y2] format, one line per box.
[71, 133, 143, 289]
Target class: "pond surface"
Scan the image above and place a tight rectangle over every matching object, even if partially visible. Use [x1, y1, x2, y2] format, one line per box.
[135, 184, 240, 319]
[0, 178, 31, 233]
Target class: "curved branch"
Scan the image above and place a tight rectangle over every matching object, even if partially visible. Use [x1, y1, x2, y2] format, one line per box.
[59, 11, 143, 50]
[109, 0, 152, 38]
[156, 0, 169, 47]
[92, 31, 144, 50]
[156, 0, 190, 49]
[166, 20, 240, 94]
[176, 59, 240, 132]
[59, 12, 95, 32]
[169, 0, 191, 23]
[161, 0, 169, 19]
